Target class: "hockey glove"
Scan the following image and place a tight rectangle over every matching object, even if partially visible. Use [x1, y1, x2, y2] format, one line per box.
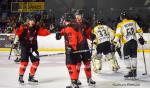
[56, 32, 62, 40]
[90, 33, 96, 40]
[32, 51, 39, 58]
[13, 44, 18, 49]
[138, 37, 145, 45]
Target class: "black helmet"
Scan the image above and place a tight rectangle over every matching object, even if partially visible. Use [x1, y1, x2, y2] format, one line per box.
[64, 13, 75, 21]
[26, 14, 35, 21]
[34, 14, 41, 22]
[96, 19, 105, 25]
[120, 11, 128, 20]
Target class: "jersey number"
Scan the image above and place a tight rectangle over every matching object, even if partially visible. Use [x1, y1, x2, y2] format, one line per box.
[98, 29, 108, 37]
[127, 27, 134, 36]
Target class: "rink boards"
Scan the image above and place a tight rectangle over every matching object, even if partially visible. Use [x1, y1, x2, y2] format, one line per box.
[0, 33, 150, 52]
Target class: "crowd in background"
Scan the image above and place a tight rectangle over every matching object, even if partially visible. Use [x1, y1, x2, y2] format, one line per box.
[0, 8, 150, 34]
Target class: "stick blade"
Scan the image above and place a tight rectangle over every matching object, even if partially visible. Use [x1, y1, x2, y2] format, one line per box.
[142, 73, 147, 75]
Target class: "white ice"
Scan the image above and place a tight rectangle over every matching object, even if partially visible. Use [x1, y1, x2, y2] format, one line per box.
[0, 52, 150, 88]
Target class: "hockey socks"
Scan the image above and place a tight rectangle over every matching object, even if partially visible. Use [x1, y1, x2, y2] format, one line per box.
[66, 64, 78, 80]
[18, 61, 28, 84]
[83, 60, 92, 78]
[30, 61, 39, 76]
[76, 63, 82, 85]
[19, 61, 28, 75]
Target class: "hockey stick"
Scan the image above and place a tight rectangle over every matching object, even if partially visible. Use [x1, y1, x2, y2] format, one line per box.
[73, 49, 94, 54]
[90, 8, 96, 66]
[8, 34, 16, 60]
[142, 45, 147, 75]
[39, 49, 94, 57]
[39, 53, 64, 57]
[90, 8, 96, 56]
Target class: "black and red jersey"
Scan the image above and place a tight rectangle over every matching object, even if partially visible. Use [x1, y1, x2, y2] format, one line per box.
[74, 20, 92, 50]
[75, 20, 92, 39]
[59, 24, 81, 51]
[16, 24, 51, 46]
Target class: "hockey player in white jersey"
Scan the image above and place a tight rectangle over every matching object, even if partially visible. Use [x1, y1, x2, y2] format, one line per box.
[114, 12, 145, 79]
[92, 19, 120, 73]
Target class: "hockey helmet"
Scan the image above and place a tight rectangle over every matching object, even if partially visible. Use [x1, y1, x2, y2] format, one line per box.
[64, 13, 75, 21]
[96, 19, 105, 25]
[120, 11, 128, 20]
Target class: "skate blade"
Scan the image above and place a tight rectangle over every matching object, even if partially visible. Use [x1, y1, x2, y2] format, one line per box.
[66, 86, 72, 88]
[19, 82, 26, 85]
[93, 70, 100, 74]
[124, 77, 137, 80]
[14, 62, 20, 64]
[88, 84, 96, 88]
[66, 85, 80, 88]
[28, 81, 38, 85]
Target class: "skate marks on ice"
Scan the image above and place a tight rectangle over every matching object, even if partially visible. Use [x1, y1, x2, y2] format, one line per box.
[0, 52, 150, 88]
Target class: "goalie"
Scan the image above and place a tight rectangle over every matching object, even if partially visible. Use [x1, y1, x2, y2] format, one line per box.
[92, 19, 120, 73]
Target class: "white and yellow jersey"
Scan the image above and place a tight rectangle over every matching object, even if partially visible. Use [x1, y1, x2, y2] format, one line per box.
[114, 19, 143, 44]
[93, 25, 115, 44]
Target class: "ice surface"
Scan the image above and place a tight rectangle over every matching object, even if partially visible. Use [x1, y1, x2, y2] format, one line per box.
[0, 52, 150, 88]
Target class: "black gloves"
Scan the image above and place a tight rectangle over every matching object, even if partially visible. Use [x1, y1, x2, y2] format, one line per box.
[56, 32, 62, 40]
[90, 33, 96, 40]
[138, 37, 145, 45]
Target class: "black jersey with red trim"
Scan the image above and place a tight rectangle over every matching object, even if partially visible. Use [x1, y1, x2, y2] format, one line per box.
[16, 25, 51, 47]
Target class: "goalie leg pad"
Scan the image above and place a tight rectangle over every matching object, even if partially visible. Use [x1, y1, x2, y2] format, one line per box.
[112, 54, 120, 68]
[106, 53, 119, 71]
[93, 54, 102, 73]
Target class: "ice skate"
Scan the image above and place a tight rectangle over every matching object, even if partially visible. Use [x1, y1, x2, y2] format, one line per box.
[87, 78, 96, 87]
[124, 69, 137, 80]
[18, 75, 24, 84]
[28, 74, 38, 84]
[93, 67, 101, 73]
[66, 80, 79, 88]
[14, 57, 20, 63]
[77, 80, 82, 85]
[112, 66, 120, 72]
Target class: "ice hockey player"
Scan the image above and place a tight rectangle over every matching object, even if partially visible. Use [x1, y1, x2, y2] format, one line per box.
[74, 10, 96, 86]
[9, 21, 22, 63]
[114, 11, 145, 79]
[56, 13, 81, 88]
[13, 38, 21, 63]
[14, 16, 51, 84]
[9, 34, 21, 63]
[92, 19, 120, 73]
[56, 12, 96, 88]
